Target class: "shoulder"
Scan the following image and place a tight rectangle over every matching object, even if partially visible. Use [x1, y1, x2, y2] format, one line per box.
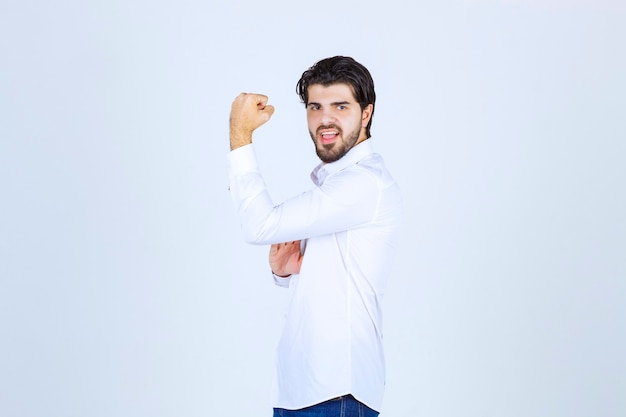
[319, 157, 383, 205]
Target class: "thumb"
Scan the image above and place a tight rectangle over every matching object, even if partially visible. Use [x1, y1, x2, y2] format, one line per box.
[261, 104, 275, 121]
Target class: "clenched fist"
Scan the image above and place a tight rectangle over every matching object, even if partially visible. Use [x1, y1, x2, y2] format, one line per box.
[229, 93, 275, 150]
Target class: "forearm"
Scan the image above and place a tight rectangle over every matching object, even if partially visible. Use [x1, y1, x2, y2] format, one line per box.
[228, 146, 283, 244]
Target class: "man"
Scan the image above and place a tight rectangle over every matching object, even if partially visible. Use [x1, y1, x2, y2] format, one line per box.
[228, 56, 402, 416]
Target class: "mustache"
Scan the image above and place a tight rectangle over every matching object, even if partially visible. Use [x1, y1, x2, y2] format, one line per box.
[316, 124, 342, 135]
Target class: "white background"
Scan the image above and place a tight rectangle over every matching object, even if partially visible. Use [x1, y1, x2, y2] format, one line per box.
[1, 0, 624, 416]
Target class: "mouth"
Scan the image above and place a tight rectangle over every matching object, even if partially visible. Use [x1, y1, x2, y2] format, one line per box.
[318, 128, 340, 145]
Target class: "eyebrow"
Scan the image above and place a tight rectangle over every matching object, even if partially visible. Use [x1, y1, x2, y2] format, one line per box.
[308, 101, 352, 107]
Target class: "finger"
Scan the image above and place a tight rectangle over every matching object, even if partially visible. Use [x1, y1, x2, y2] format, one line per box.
[232, 92, 249, 105]
[254, 94, 269, 107]
[232, 93, 267, 107]
[240, 93, 268, 109]
[262, 104, 275, 118]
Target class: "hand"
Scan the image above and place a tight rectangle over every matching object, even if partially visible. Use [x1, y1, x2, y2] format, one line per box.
[229, 93, 275, 150]
[269, 241, 303, 277]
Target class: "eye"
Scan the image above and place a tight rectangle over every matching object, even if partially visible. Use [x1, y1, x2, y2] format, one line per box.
[337, 105, 346, 110]
[308, 104, 320, 110]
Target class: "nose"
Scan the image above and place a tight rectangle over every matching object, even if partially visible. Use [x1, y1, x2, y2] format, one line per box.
[320, 107, 336, 125]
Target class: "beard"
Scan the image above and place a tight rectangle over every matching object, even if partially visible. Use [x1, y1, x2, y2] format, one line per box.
[309, 123, 361, 164]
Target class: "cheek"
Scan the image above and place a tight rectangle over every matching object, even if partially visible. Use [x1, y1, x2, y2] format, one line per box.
[307, 113, 320, 129]
[347, 114, 363, 130]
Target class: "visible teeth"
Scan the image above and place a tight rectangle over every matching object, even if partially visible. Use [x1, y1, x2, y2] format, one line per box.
[322, 132, 338, 136]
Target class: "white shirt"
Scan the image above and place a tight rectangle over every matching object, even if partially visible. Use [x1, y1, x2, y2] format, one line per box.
[227, 139, 402, 412]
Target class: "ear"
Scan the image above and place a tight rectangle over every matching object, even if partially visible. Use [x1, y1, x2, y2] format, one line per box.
[361, 104, 373, 128]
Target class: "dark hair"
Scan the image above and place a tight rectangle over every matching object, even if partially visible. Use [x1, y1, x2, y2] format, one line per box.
[296, 56, 376, 139]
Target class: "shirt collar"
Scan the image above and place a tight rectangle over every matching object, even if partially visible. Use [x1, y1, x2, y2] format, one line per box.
[310, 139, 375, 186]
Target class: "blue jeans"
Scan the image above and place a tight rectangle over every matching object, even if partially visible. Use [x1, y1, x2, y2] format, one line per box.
[273, 395, 379, 417]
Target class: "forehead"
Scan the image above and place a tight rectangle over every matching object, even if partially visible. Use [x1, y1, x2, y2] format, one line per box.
[307, 83, 356, 103]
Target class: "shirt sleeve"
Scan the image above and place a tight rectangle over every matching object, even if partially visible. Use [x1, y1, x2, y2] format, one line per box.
[272, 272, 291, 288]
[227, 144, 380, 245]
